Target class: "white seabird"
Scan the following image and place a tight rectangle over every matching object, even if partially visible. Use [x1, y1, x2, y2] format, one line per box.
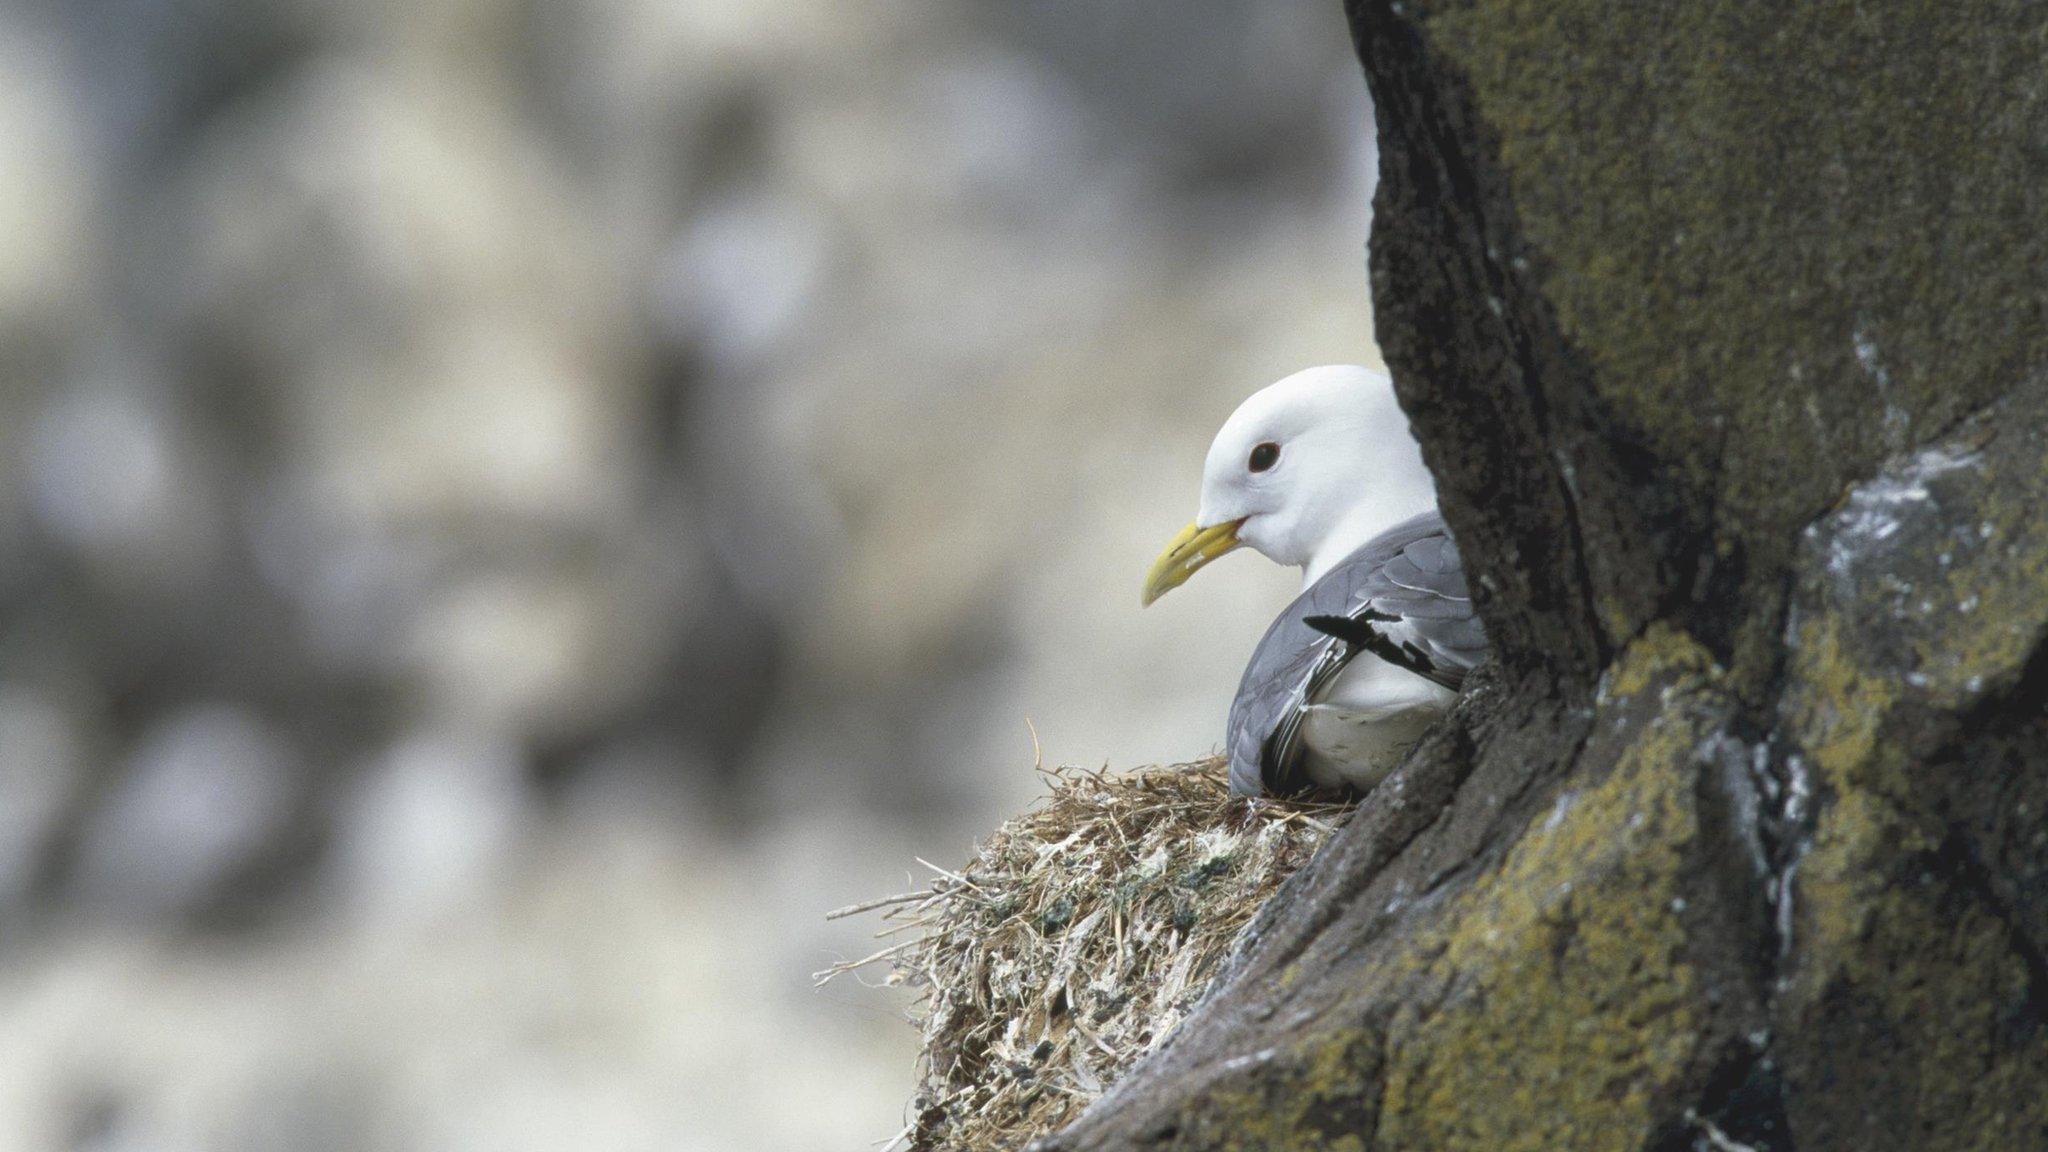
[1141, 365, 1487, 796]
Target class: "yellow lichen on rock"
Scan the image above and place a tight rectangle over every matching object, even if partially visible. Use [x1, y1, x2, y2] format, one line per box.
[1769, 405, 2048, 1147]
[1373, 626, 1721, 1151]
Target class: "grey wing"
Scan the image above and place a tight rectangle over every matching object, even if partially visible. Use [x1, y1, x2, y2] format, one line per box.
[1224, 511, 1486, 796]
[1224, 609, 1340, 796]
[1349, 529, 1487, 689]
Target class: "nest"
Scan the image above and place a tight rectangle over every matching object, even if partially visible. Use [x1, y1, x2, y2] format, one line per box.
[820, 757, 1352, 1151]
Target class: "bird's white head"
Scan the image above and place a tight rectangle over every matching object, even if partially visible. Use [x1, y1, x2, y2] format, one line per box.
[1142, 365, 1438, 605]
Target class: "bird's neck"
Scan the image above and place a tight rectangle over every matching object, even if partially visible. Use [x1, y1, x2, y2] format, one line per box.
[1300, 490, 1438, 588]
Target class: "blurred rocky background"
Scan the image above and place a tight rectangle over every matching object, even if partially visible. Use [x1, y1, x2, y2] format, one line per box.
[0, 0, 1378, 1147]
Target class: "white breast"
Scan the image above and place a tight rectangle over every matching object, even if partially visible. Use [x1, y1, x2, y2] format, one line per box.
[1298, 652, 1456, 791]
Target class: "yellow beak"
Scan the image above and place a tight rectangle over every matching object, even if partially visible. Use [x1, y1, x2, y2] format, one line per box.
[1141, 520, 1244, 606]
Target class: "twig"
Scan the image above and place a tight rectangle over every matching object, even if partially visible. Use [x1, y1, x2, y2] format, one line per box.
[916, 857, 987, 893]
[813, 940, 918, 986]
[828, 889, 937, 920]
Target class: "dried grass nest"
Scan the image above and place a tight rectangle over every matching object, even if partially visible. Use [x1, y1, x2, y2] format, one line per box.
[820, 756, 1354, 1151]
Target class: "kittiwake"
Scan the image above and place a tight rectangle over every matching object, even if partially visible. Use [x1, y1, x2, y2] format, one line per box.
[1141, 365, 1487, 796]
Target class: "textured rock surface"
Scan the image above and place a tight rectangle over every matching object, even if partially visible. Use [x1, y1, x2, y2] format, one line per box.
[1045, 2, 2048, 1148]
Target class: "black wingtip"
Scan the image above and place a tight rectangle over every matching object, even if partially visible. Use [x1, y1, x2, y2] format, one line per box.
[1256, 734, 1312, 798]
[1304, 611, 1458, 690]
[1303, 614, 1374, 646]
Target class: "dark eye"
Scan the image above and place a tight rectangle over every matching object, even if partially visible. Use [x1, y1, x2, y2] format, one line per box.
[1248, 442, 1280, 473]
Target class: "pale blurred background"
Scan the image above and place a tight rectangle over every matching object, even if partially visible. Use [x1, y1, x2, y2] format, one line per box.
[0, 1, 1381, 1148]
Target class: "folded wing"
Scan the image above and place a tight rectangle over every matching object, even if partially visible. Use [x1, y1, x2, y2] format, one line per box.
[1224, 511, 1487, 795]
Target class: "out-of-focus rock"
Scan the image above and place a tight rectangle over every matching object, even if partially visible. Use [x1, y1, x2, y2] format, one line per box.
[324, 729, 532, 924]
[403, 571, 618, 741]
[906, 50, 1116, 223]
[27, 363, 223, 593]
[70, 705, 296, 920]
[967, 0, 1353, 197]
[0, 689, 86, 908]
[653, 190, 834, 376]
[0, 11, 90, 335]
[0, 0, 1388, 1146]
[161, 58, 633, 530]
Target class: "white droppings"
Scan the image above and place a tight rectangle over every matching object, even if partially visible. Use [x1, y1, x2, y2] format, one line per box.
[1544, 790, 1578, 832]
[1700, 732, 1770, 878]
[1824, 441, 1983, 584]
[1688, 1108, 1767, 1152]
[1774, 857, 1803, 971]
[1766, 749, 1818, 967]
[1852, 328, 1884, 380]
[1853, 323, 1911, 450]
[1784, 753, 1812, 828]
[1750, 742, 1781, 803]
[1221, 1048, 1278, 1073]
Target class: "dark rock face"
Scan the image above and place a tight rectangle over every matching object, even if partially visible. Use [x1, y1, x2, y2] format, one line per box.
[1042, 2, 2048, 1148]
